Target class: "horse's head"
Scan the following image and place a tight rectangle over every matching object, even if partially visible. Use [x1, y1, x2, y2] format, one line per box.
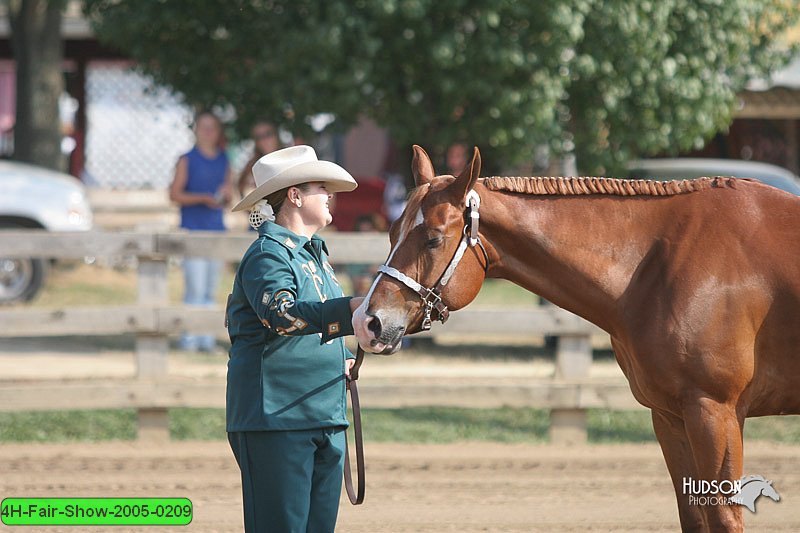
[761, 480, 781, 502]
[352, 145, 490, 354]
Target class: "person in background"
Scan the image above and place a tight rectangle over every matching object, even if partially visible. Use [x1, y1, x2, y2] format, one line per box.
[380, 144, 408, 225]
[238, 120, 282, 198]
[169, 110, 233, 352]
[353, 212, 388, 233]
[350, 213, 388, 297]
[445, 142, 469, 176]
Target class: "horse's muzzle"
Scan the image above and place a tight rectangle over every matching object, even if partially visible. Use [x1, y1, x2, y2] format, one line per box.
[366, 311, 405, 355]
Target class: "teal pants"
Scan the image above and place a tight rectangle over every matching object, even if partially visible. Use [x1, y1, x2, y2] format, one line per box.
[228, 428, 346, 533]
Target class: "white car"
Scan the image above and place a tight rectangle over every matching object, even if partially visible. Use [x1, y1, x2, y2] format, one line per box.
[627, 158, 800, 196]
[0, 160, 93, 303]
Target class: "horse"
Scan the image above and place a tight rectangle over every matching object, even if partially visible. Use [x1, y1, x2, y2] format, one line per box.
[351, 145, 800, 532]
[729, 475, 781, 513]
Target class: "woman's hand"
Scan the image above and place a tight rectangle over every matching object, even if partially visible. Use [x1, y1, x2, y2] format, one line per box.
[217, 182, 234, 205]
[205, 193, 222, 207]
[345, 358, 356, 378]
[351, 297, 387, 353]
[349, 297, 364, 313]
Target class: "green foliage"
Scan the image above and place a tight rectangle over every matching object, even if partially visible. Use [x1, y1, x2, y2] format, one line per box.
[83, 0, 798, 173]
[569, 0, 800, 173]
[2, 408, 800, 444]
[588, 409, 655, 443]
[356, 406, 551, 443]
[170, 408, 227, 440]
[0, 409, 137, 442]
[82, 0, 373, 141]
[354, 0, 587, 167]
[0, 407, 549, 443]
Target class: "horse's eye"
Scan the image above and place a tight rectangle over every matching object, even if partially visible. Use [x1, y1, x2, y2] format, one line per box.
[426, 237, 443, 249]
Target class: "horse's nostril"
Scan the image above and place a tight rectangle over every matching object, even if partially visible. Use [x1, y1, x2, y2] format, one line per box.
[368, 315, 382, 338]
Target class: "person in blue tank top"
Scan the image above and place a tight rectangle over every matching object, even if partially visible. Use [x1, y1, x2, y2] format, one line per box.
[169, 110, 233, 352]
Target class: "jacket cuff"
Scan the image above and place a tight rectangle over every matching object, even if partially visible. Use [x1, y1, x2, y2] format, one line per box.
[320, 297, 356, 343]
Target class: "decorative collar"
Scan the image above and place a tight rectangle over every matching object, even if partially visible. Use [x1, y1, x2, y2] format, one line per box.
[258, 221, 328, 256]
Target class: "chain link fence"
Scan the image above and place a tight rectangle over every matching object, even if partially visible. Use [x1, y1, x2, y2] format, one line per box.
[84, 63, 195, 189]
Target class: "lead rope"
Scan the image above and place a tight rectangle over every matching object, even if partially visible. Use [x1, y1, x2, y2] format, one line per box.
[344, 347, 365, 505]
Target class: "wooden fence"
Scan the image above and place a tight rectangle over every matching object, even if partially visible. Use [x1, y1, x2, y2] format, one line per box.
[0, 230, 640, 444]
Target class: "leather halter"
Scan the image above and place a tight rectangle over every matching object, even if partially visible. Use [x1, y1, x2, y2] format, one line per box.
[378, 190, 489, 331]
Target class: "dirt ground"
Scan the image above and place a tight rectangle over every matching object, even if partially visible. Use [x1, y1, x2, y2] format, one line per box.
[2, 440, 800, 533]
[2, 339, 799, 532]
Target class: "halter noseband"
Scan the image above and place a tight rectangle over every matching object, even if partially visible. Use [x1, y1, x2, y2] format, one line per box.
[377, 190, 489, 331]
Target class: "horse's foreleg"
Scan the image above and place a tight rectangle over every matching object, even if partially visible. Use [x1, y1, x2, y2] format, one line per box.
[682, 397, 745, 533]
[652, 409, 707, 532]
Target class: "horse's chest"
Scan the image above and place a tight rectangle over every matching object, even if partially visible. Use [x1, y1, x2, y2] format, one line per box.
[610, 337, 665, 410]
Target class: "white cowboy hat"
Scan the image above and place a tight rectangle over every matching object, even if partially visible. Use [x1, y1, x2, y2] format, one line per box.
[232, 145, 357, 212]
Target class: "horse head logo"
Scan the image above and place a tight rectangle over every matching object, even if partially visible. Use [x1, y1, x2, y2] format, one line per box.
[729, 475, 781, 513]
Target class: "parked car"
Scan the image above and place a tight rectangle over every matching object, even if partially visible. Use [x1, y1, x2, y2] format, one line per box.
[0, 160, 93, 303]
[626, 158, 800, 196]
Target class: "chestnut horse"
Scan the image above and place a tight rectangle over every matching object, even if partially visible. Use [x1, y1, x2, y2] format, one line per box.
[352, 145, 800, 532]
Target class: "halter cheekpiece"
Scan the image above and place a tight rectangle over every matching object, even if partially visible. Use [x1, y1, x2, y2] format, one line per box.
[377, 190, 488, 331]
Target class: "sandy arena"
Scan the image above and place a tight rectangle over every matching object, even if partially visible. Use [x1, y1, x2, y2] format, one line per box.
[2, 439, 800, 532]
[2, 342, 800, 531]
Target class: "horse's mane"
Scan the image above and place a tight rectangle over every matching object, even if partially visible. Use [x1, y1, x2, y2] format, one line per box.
[482, 175, 739, 196]
[396, 175, 739, 242]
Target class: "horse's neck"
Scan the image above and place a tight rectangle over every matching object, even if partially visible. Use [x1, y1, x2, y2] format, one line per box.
[479, 187, 662, 333]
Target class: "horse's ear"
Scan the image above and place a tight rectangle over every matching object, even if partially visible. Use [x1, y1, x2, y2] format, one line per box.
[412, 145, 435, 187]
[450, 146, 481, 202]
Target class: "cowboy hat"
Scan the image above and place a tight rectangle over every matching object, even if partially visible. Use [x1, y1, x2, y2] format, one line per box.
[232, 145, 357, 212]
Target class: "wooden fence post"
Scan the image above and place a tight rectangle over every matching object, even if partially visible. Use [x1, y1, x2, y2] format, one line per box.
[136, 255, 170, 442]
[550, 334, 592, 444]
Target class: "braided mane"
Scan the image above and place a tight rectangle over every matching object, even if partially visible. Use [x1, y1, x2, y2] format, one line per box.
[482, 176, 739, 196]
[397, 175, 740, 243]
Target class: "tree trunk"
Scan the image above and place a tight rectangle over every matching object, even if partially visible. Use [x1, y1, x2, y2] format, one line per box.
[8, 0, 65, 171]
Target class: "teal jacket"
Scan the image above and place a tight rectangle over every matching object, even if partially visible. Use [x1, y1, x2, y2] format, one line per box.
[225, 221, 355, 432]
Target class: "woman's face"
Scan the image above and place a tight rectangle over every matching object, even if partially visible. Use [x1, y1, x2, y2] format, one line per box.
[195, 114, 222, 147]
[297, 182, 333, 228]
[252, 123, 279, 154]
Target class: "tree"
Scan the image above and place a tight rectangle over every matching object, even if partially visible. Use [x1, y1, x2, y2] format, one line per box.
[7, 0, 66, 170]
[82, 1, 372, 141]
[83, 0, 798, 174]
[567, 0, 800, 173]
[355, 0, 585, 170]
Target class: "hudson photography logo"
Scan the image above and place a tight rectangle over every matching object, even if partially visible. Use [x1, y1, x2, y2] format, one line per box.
[683, 475, 781, 513]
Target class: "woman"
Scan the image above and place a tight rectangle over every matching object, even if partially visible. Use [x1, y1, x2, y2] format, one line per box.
[169, 110, 233, 352]
[226, 145, 361, 532]
[237, 120, 281, 198]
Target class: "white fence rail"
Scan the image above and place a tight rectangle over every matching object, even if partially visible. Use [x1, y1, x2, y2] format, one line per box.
[0, 230, 639, 444]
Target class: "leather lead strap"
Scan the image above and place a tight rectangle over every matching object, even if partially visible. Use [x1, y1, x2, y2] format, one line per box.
[344, 347, 365, 505]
